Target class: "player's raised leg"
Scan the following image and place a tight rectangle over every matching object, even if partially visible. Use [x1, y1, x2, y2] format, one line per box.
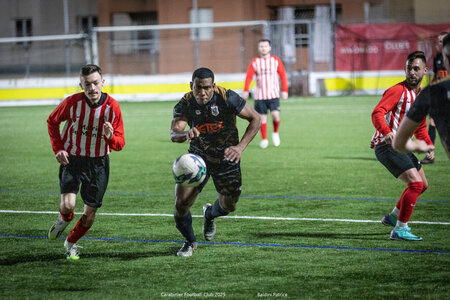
[49, 193, 76, 240]
[203, 195, 238, 241]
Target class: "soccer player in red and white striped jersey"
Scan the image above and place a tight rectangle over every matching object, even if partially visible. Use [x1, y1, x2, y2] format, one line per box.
[371, 51, 433, 241]
[47, 64, 125, 259]
[243, 39, 288, 149]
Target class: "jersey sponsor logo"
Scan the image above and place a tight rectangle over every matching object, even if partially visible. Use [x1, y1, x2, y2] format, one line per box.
[73, 124, 100, 138]
[211, 105, 219, 116]
[195, 110, 201, 115]
[195, 122, 224, 133]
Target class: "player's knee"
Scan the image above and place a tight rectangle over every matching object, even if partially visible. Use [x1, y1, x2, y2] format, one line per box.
[61, 202, 75, 213]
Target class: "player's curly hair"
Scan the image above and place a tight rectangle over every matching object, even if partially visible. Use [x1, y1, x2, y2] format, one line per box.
[80, 64, 103, 77]
[192, 67, 214, 82]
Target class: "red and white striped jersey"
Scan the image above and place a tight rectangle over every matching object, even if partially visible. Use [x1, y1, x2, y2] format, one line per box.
[370, 81, 431, 148]
[244, 55, 288, 100]
[48, 93, 125, 157]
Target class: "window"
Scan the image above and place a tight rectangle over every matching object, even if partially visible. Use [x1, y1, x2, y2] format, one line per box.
[294, 6, 341, 48]
[15, 18, 32, 45]
[294, 8, 314, 48]
[111, 12, 158, 54]
[78, 16, 98, 33]
[190, 8, 213, 41]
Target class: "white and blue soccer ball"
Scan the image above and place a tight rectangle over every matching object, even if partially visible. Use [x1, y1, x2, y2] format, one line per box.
[172, 154, 207, 187]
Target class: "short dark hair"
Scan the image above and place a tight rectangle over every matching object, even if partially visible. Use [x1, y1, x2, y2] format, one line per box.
[80, 64, 103, 77]
[192, 67, 214, 82]
[443, 33, 450, 48]
[259, 39, 271, 46]
[407, 51, 426, 65]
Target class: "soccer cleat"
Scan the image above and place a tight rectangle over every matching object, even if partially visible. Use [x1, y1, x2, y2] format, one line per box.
[176, 241, 198, 257]
[64, 240, 82, 260]
[390, 227, 423, 241]
[48, 217, 70, 240]
[203, 203, 216, 241]
[260, 139, 269, 149]
[381, 214, 397, 227]
[272, 132, 280, 147]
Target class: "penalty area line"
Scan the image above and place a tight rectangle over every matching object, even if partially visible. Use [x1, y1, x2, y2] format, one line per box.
[0, 234, 448, 254]
[0, 209, 450, 225]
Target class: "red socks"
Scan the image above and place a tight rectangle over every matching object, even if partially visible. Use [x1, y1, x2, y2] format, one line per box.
[60, 208, 74, 222]
[67, 215, 91, 244]
[273, 120, 280, 133]
[398, 181, 424, 223]
[261, 121, 281, 139]
[260, 123, 267, 140]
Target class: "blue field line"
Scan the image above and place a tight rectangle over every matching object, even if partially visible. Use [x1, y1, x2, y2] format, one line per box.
[1, 234, 448, 254]
[1, 189, 449, 204]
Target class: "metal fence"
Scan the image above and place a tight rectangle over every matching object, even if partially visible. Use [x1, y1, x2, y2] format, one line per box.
[0, 33, 92, 78]
[0, 20, 318, 80]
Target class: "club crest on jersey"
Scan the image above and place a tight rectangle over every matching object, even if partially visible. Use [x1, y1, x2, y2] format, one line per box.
[211, 105, 219, 116]
[195, 110, 201, 115]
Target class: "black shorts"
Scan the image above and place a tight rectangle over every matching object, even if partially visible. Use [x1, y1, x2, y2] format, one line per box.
[194, 155, 242, 197]
[374, 142, 421, 178]
[254, 98, 280, 114]
[59, 155, 110, 208]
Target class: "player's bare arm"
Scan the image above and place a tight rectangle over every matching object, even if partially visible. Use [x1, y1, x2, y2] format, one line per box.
[224, 102, 261, 162]
[393, 117, 435, 154]
[170, 117, 200, 143]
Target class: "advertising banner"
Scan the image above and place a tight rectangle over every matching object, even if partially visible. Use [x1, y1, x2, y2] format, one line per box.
[335, 23, 450, 71]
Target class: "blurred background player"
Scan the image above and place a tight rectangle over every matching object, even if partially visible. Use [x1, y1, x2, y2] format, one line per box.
[47, 64, 125, 260]
[171, 67, 260, 256]
[421, 31, 449, 164]
[393, 33, 450, 159]
[243, 39, 288, 149]
[370, 51, 433, 241]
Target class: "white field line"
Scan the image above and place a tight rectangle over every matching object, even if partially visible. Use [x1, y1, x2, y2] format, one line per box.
[1, 210, 449, 225]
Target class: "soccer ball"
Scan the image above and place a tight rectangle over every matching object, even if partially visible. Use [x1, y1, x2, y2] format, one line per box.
[172, 154, 207, 187]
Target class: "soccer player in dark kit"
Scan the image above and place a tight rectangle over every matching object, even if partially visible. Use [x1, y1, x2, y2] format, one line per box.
[47, 64, 125, 260]
[394, 33, 450, 160]
[170, 67, 261, 256]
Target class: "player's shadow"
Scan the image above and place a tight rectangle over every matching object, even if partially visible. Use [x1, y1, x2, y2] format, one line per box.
[0, 249, 174, 266]
[255, 231, 387, 240]
[324, 156, 377, 161]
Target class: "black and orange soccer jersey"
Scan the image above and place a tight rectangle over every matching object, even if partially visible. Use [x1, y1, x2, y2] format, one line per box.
[407, 76, 450, 152]
[173, 85, 246, 160]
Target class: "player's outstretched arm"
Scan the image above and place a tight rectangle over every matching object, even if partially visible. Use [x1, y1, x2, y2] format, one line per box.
[393, 116, 434, 153]
[224, 103, 261, 162]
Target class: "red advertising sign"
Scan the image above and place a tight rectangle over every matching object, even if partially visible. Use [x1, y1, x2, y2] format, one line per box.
[335, 23, 450, 71]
